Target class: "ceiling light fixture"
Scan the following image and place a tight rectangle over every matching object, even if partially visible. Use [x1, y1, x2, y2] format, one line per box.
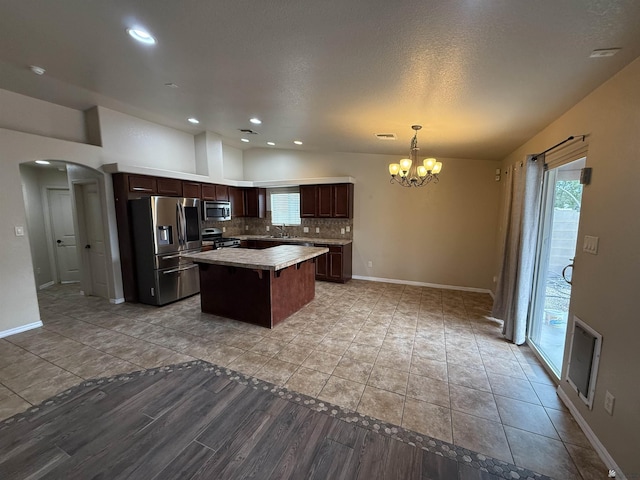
[294, 140, 303, 145]
[35, 160, 50, 165]
[127, 28, 156, 45]
[187, 118, 200, 124]
[388, 125, 442, 187]
[267, 142, 275, 146]
[29, 65, 46, 75]
[241, 138, 250, 143]
[250, 118, 262, 125]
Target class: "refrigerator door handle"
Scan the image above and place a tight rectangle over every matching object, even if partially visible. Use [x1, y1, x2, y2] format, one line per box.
[176, 203, 185, 246]
[163, 264, 199, 274]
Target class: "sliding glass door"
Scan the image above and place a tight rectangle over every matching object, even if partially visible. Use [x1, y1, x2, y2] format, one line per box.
[528, 158, 585, 378]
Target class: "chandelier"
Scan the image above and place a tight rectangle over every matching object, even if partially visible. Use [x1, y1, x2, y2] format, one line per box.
[388, 125, 442, 187]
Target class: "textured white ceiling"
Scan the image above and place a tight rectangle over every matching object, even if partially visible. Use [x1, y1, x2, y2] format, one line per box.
[1, 0, 640, 159]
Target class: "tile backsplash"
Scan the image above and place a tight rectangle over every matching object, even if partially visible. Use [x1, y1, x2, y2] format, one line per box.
[203, 212, 352, 240]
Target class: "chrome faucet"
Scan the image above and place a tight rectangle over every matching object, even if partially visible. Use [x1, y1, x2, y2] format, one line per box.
[275, 225, 288, 238]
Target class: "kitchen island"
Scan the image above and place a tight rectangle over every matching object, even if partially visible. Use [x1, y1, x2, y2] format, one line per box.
[184, 245, 329, 328]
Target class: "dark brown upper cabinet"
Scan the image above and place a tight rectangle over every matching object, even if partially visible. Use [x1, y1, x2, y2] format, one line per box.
[201, 184, 217, 200]
[229, 186, 245, 217]
[156, 178, 183, 196]
[300, 185, 318, 217]
[182, 181, 202, 199]
[299, 183, 353, 219]
[215, 185, 229, 201]
[127, 175, 157, 195]
[244, 188, 266, 218]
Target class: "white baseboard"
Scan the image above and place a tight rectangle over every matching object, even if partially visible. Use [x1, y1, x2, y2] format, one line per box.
[351, 275, 493, 294]
[110, 297, 125, 305]
[38, 281, 54, 290]
[556, 387, 626, 480]
[0, 321, 44, 339]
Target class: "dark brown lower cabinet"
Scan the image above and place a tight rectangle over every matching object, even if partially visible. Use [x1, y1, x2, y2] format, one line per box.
[315, 243, 352, 283]
[243, 240, 352, 283]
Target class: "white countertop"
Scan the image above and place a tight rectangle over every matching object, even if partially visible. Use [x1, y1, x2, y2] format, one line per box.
[184, 245, 329, 271]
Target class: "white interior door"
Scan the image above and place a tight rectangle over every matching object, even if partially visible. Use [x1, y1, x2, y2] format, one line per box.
[80, 183, 109, 298]
[48, 189, 80, 283]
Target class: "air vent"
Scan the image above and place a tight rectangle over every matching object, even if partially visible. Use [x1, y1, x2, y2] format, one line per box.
[375, 133, 397, 140]
[239, 129, 259, 134]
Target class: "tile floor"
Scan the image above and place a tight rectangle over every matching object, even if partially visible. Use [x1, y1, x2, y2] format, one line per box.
[0, 281, 608, 480]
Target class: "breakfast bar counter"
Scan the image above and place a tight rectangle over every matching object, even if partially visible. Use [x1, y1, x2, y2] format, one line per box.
[184, 245, 328, 328]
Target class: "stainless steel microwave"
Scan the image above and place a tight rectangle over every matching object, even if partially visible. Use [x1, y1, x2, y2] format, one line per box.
[202, 200, 231, 221]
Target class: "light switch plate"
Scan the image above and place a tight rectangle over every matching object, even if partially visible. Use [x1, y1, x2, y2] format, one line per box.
[15, 225, 25, 236]
[303, 227, 309, 233]
[583, 235, 599, 254]
[346, 226, 351, 233]
[315, 227, 320, 233]
[266, 226, 270, 231]
[340, 228, 345, 234]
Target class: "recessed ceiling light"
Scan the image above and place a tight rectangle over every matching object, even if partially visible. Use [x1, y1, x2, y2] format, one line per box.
[294, 140, 303, 145]
[241, 138, 250, 143]
[590, 48, 620, 58]
[29, 65, 46, 75]
[267, 142, 275, 146]
[187, 118, 200, 124]
[164, 82, 179, 88]
[250, 118, 262, 125]
[127, 28, 156, 45]
[35, 160, 50, 165]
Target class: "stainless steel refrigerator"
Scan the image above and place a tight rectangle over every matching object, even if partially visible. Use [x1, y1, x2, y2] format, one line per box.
[130, 196, 202, 305]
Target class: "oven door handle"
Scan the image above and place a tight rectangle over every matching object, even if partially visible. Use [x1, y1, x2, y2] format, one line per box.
[163, 264, 199, 275]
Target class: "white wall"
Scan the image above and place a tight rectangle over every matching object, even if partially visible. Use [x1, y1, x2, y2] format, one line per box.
[499, 57, 640, 475]
[96, 106, 196, 172]
[244, 149, 501, 291]
[223, 144, 244, 180]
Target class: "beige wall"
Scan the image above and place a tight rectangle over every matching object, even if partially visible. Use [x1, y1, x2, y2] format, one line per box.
[0, 89, 86, 143]
[244, 149, 502, 290]
[500, 57, 640, 475]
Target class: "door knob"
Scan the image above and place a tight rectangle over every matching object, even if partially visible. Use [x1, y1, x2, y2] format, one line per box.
[85, 244, 91, 249]
[56, 239, 62, 244]
[562, 260, 574, 285]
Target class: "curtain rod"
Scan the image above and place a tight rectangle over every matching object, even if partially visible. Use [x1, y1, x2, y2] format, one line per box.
[531, 135, 586, 161]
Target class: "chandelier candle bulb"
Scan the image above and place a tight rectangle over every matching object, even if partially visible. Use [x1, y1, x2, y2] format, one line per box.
[388, 125, 442, 187]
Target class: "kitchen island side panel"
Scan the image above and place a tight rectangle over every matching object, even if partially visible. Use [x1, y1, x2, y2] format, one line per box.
[271, 260, 316, 326]
[197, 260, 316, 328]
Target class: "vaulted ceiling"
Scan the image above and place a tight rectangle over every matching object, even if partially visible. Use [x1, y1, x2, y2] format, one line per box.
[1, 0, 640, 159]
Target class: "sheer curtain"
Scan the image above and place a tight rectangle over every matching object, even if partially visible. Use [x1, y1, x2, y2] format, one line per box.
[492, 155, 544, 345]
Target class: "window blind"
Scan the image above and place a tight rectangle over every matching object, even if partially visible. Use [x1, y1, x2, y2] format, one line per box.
[271, 191, 301, 225]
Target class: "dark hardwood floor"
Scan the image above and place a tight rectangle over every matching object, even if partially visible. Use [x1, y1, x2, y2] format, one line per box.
[0, 366, 503, 480]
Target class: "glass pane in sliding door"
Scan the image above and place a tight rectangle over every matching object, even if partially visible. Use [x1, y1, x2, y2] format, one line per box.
[528, 158, 584, 377]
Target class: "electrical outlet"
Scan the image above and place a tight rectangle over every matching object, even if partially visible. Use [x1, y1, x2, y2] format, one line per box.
[222, 226, 226, 233]
[266, 226, 270, 231]
[367, 261, 373, 268]
[346, 226, 351, 233]
[303, 227, 309, 233]
[245, 225, 249, 231]
[604, 391, 615, 415]
[341, 228, 345, 234]
[315, 227, 320, 233]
